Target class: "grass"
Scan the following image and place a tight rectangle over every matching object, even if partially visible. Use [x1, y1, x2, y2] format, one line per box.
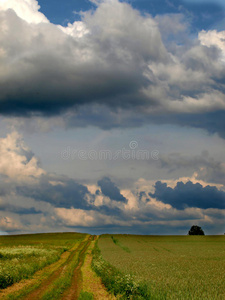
[0, 246, 60, 289]
[81, 238, 115, 300]
[92, 241, 152, 299]
[41, 236, 91, 300]
[98, 235, 225, 299]
[0, 232, 87, 290]
[1, 233, 224, 299]
[111, 236, 131, 253]
[78, 291, 94, 300]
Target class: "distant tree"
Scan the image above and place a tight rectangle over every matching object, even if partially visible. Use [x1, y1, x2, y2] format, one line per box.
[188, 225, 205, 235]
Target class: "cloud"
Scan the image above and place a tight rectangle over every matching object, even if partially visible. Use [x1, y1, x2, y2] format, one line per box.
[55, 208, 102, 227]
[159, 151, 225, 185]
[15, 175, 93, 209]
[98, 177, 128, 203]
[54, 207, 126, 227]
[0, 216, 22, 232]
[0, 0, 167, 116]
[0, 131, 45, 182]
[154, 13, 190, 49]
[0, 0, 225, 137]
[150, 181, 225, 210]
[0, 200, 42, 215]
[0, 132, 127, 226]
[140, 110, 225, 139]
[199, 30, 225, 62]
[0, 0, 48, 24]
[0, 130, 224, 234]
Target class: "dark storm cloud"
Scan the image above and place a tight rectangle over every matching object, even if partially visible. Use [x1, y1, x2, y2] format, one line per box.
[65, 105, 146, 130]
[178, 111, 225, 139]
[95, 204, 123, 217]
[0, 174, 125, 217]
[142, 110, 225, 139]
[98, 177, 127, 203]
[0, 5, 162, 116]
[150, 181, 225, 210]
[0, 203, 41, 215]
[33, 176, 124, 214]
[0, 173, 223, 234]
[66, 107, 225, 139]
[1, 1, 225, 137]
[15, 176, 92, 209]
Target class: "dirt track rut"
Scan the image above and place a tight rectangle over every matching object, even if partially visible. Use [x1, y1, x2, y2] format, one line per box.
[23, 236, 92, 300]
[61, 235, 94, 300]
[1, 235, 114, 300]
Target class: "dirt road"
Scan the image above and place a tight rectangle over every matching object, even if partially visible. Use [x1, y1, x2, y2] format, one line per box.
[0, 235, 114, 300]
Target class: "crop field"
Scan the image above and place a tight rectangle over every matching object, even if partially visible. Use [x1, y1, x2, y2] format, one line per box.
[0, 232, 111, 300]
[0, 233, 224, 300]
[97, 235, 225, 299]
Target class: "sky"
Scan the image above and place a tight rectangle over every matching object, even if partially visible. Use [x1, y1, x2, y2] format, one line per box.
[0, 0, 225, 235]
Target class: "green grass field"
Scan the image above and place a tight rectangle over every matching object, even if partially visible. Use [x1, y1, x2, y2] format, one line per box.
[98, 234, 225, 300]
[0, 232, 86, 291]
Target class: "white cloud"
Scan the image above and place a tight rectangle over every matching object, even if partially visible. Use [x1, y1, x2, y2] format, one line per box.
[122, 189, 139, 210]
[85, 184, 99, 194]
[199, 30, 225, 62]
[58, 21, 89, 38]
[0, 131, 45, 182]
[55, 208, 98, 227]
[0, 216, 22, 231]
[54, 207, 127, 227]
[0, 0, 48, 24]
[165, 91, 225, 113]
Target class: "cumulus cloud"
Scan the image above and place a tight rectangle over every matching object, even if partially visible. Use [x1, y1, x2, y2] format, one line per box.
[0, 131, 127, 232]
[98, 177, 127, 203]
[0, 130, 224, 234]
[0, 0, 167, 116]
[0, 0, 48, 24]
[150, 181, 225, 210]
[0, 131, 45, 182]
[0, 216, 22, 232]
[0, 0, 225, 137]
[15, 175, 96, 210]
[199, 30, 225, 62]
[54, 207, 126, 228]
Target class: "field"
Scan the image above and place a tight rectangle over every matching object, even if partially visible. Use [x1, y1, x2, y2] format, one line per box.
[0, 233, 113, 300]
[0, 233, 84, 289]
[0, 233, 224, 299]
[97, 235, 225, 299]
